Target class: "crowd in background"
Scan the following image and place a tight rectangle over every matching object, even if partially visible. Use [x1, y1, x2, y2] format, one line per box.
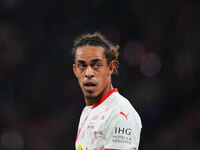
[0, 0, 199, 149]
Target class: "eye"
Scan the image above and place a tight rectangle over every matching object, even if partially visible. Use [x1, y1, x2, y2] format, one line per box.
[93, 63, 101, 68]
[78, 64, 86, 69]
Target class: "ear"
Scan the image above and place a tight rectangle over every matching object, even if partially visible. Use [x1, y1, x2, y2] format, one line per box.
[108, 61, 115, 75]
[73, 64, 77, 77]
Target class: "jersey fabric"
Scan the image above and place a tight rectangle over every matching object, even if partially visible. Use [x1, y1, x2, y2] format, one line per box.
[75, 88, 142, 150]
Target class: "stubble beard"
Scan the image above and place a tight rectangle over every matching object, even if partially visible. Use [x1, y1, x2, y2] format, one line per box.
[85, 91, 103, 104]
[85, 93, 100, 103]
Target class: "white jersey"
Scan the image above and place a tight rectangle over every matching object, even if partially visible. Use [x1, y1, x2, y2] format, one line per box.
[75, 88, 142, 150]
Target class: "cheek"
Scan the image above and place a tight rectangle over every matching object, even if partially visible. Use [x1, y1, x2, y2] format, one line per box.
[99, 71, 109, 82]
[76, 72, 84, 83]
[78, 75, 84, 83]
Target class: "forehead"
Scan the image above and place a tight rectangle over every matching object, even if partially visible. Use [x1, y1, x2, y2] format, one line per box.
[75, 46, 106, 62]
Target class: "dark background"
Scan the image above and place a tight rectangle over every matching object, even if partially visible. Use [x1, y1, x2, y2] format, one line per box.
[0, 0, 199, 150]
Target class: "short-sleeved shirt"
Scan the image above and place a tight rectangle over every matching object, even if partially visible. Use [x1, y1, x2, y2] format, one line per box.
[75, 88, 142, 150]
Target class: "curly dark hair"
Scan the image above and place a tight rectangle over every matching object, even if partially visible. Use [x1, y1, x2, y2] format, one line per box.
[72, 32, 119, 74]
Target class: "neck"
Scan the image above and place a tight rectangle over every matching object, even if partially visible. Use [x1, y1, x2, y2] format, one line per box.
[85, 84, 113, 106]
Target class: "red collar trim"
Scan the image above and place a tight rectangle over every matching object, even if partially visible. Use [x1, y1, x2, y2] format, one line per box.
[91, 88, 118, 109]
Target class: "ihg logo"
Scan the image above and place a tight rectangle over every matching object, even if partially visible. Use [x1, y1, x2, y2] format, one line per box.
[115, 127, 131, 135]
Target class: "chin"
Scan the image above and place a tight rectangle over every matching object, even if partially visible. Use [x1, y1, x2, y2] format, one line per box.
[84, 91, 99, 99]
[85, 95, 99, 102]
[84, 91, 97, 97]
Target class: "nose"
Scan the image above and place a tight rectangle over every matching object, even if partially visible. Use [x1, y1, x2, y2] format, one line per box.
[85, 66, 94, 78]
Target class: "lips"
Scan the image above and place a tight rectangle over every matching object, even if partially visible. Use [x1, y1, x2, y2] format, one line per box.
[84, 82, 96, 86]
[83, 81, 97, 92]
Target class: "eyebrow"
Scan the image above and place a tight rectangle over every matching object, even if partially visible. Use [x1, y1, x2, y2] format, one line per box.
[76, 59, 102, 64]
[91, 58, 101, 63]
[77, 60, 85, 64]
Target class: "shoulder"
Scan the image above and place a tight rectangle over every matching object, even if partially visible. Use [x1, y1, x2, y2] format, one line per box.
[115, 93, 142, 126]
[103, 92, 142, 148]
[106, 92, 142, 129]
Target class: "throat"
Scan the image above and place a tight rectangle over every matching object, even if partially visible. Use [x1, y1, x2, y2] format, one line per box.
[84, 83, 113, 106]
[85, 87, 112, 106]
[85, 95, 100, 106]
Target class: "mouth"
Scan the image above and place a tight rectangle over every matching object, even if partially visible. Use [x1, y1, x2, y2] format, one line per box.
[84, 82, 96, 86]
[83, 81, 97, 92]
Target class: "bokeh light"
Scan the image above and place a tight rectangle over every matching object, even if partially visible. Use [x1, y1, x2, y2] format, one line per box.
[122, 40, 146, 66]
[140, 52, 161, 77]
[1, 131, 24, 150]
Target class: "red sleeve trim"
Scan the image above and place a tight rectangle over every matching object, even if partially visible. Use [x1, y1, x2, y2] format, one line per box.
[91, 88, 118, 109]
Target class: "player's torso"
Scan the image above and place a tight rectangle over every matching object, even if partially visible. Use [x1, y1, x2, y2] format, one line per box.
[76, 104, 112, 150]
[75, 91, 142, 150]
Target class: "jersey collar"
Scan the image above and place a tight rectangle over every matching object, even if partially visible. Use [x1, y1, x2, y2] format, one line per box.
[91, 88, 118, 109]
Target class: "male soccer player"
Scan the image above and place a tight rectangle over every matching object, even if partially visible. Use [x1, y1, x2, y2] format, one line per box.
[72, 32, 142, 150]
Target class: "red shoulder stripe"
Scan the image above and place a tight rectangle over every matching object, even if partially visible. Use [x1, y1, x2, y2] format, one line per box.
[91, 88, 118, 109]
